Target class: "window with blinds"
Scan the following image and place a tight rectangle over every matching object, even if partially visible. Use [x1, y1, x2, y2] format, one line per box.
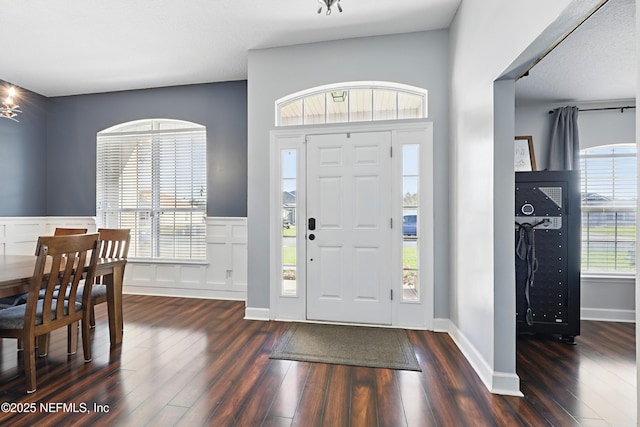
[97, 119, 207, 261]
[580, 144, 636, 273]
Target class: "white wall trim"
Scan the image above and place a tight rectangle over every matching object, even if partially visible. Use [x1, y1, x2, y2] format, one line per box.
[0, 216, 248, 301]
[433, 318, 450, 333]
[491, 372, 523, 396]
[447, 320, 523, 397]
[124, 287, 246, 301]
[0, 216, 97, 255]
[245, 307, 271, 321]
[269, 121, 435, 328]
[581, 308, 636, 323]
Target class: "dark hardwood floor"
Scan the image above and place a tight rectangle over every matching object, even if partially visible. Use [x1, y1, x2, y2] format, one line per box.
[0, 295, 635, 426]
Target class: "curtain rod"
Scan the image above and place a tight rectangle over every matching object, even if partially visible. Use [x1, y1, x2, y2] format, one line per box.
[548, 106, 636, 114]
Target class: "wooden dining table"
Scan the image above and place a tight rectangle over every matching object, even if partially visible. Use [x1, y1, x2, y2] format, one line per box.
[0, 254, 127, 345]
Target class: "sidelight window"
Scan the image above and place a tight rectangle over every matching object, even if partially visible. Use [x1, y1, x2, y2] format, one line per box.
[402, 144, 420, 301]
[281, 149, 298, 295]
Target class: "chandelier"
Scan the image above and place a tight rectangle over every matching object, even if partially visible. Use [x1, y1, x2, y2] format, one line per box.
[317, 0, 342, 15]
[1, 86, 21, 122]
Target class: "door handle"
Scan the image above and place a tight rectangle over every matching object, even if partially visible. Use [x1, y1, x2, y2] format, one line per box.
[308, 217, 316, 231]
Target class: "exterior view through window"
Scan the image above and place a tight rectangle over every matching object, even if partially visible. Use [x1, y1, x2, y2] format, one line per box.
[97, 119, 207, 261]
[276, 82, 427, 126]
[580, 144, 636, 273]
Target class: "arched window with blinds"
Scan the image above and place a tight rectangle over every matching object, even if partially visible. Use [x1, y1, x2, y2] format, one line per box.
[96, 118, 207, 261]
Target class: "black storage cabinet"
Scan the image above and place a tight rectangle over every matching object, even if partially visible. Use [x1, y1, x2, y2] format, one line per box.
[515, 170, 581, 341]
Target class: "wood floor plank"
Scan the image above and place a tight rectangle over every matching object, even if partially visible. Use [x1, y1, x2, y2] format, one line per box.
[268, 361, 310, 419]
[0, 296, 635, 427]
[233, 359, 292, 427]
[394, 369, 437, 427]
[322, 364, 351, 427]
[374, 369, 407, 427]
[291, 363, 330, 427]
[349, 367, 377, 427]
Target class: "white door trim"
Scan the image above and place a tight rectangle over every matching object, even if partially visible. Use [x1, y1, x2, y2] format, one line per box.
[269, 120, 434, 329]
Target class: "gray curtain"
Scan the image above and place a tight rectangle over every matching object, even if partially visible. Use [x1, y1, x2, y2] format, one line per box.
[547, 106, 580, 170]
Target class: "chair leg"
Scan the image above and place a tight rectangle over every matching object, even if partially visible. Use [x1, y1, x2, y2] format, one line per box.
[17, 338, 23, 351]
[82, 318, 92, 363]
[90, 305, 96, 328]
[23, 335, 37, 394]
[36, 334, 49, 357]
[68, 322, 79, 355]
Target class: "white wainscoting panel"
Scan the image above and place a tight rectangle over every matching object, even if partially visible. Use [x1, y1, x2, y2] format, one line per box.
[0, 216, 248, 301]
[0, 217, 96, 256]
[125, 217, 247, 300]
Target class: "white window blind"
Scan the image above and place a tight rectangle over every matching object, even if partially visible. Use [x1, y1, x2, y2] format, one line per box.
[97, 119, 207, 261]
[580, 144, 636, 273]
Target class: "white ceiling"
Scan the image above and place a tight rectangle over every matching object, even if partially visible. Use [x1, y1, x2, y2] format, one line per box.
[3, 0, 633, 103]
[0, 0, 461, 97]
[515, 0, 636, 104]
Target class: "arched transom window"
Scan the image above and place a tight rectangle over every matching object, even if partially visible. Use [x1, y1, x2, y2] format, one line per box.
[275, 81, 427, 126]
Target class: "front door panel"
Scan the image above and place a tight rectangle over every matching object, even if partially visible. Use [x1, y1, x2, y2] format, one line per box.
[306, 132, 392, 324]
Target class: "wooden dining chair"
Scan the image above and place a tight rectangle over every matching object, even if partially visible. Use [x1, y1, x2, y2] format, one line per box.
[0, 233, 100, 393]
[87, 228, 131, 328]
[32, 227, 88, 257]
[38, 228, 129, 354]
[54, 227, 88, 236]
[19, 227, 92, 353]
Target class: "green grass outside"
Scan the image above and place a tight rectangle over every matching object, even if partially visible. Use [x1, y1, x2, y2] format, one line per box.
[283, 245, 296, 266]
[586, 225, 636, 238]
[403, 246, 418, 269]
[283, 226, 296, 237]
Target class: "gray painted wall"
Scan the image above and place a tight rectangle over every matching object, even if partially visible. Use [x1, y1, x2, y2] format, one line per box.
[247, 31, 450, 312]
[45, 81, 248, 217]
[0, 85, 48, 215]
[515, 100, 636, 170]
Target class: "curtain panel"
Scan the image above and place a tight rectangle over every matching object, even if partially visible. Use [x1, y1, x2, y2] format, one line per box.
[548, 106, 580, 170]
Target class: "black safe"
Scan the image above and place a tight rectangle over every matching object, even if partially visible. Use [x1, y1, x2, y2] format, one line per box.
[515, 170, 581, 342]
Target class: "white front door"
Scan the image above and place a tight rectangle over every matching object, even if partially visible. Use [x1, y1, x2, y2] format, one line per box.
[306, 131, 392, 324]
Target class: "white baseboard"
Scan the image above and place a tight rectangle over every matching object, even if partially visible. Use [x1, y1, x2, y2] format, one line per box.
[447, 321, 523, 397]
[123, 287, 246, 301]
[581, 308, 636, 323]
[433, 318, 450, 333]
[245, 307, 270, 321]
[491, 372, 523, 396]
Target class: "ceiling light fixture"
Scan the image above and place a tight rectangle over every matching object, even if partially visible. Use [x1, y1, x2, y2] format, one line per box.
[317, 0, 342, 15]
[1, 86, 21, 122]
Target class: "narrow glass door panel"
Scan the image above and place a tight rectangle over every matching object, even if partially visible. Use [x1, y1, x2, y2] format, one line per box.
[402, 145, 419, 301]
[281, 149, 297, 296]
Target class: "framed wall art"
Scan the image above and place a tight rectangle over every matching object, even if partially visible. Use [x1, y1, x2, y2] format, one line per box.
[515, 136, 536, 171]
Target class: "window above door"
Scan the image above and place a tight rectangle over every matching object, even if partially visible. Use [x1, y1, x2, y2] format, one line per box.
[275, 82, 427, 127]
